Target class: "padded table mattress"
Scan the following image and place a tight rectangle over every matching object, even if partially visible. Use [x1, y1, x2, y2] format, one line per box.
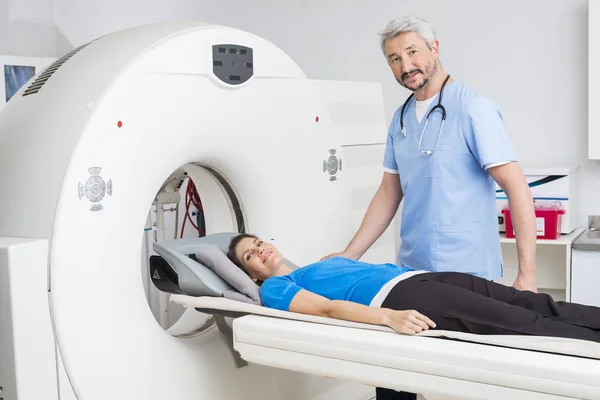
[172, 295, 600, 399]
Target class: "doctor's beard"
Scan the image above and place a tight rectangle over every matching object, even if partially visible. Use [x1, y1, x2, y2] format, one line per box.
[397, 59, 438, 92]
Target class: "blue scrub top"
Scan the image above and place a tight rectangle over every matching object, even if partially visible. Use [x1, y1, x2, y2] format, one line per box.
[383, 80, 517, 280]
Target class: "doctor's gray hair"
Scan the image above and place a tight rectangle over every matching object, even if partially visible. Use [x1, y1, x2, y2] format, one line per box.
[379, 16, 437, 52]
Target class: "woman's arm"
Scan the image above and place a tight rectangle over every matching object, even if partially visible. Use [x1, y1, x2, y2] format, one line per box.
[288, 289, 436, 334]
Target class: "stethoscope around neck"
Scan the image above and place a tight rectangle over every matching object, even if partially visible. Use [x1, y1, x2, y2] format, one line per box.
[400, 74, 451, 156]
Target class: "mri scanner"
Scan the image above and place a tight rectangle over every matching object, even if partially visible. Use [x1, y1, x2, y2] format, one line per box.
[0, 22, 600, 400]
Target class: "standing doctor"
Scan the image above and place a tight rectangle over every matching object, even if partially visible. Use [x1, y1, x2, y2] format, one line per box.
[324, 16, 538, 399]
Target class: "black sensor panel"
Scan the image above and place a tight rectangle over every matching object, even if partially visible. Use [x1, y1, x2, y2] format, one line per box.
[212, 44, 253, 85]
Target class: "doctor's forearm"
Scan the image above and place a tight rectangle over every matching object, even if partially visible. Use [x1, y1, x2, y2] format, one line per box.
[345, 182, 402, 258]
[507, 186, 537, 275]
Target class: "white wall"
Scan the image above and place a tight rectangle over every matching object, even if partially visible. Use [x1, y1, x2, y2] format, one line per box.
[51, 0, 599, 229]
[0, 0, 64, 57]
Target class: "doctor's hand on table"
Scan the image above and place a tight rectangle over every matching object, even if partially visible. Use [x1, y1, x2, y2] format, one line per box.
[320, 249, 359, 261]
[513, 271, 538, 293]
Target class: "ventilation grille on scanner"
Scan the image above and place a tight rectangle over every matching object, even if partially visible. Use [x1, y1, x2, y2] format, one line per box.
[22, 44, 89, 97]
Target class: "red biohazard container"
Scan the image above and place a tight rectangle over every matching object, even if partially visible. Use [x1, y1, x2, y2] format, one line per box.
[502, 202, 565, 240]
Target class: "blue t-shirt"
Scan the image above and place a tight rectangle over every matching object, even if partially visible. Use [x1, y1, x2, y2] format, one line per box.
[259, 257, 415, 311]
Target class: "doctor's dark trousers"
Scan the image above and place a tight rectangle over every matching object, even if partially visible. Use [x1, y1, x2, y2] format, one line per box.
[375, 271, 600, 399]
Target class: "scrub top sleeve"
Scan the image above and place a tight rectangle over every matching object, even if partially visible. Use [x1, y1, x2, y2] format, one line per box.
[383, 108, 400, 174]
[464, 96, 518, 169]
[259, 276, 302, 311]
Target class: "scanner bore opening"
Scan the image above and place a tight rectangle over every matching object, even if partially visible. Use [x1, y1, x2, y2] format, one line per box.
[141, 163, 246, 332]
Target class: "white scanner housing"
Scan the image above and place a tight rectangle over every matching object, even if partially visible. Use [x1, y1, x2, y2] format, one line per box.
[0, 22, 392, 400]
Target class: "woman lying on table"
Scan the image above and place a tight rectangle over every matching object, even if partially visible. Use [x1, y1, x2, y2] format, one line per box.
[226, 233, 600, 342]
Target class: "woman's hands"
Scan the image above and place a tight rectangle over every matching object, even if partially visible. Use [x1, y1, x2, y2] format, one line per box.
[383, 309, 436, 334]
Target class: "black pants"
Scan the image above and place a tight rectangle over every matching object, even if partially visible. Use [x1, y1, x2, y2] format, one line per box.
[375, 272, 600, 399]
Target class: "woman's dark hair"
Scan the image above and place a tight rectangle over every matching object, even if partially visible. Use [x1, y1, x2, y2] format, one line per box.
[226, 233, 258, 270]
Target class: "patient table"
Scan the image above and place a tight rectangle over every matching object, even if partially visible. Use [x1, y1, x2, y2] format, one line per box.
[162, 234, 600, 400]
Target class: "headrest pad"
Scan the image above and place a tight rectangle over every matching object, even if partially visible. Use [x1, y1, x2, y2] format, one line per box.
[193, 244, 261, 305]
[153, 232, 299, 305]
[153, 232, 241, 298]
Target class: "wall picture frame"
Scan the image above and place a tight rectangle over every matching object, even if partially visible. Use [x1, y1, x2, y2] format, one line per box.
[0, 55, 57, 110]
